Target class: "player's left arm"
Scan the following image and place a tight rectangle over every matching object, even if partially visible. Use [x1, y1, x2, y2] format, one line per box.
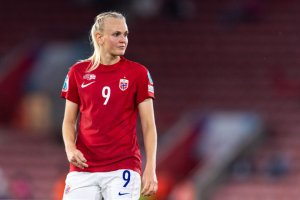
[138, 98, 158, 196]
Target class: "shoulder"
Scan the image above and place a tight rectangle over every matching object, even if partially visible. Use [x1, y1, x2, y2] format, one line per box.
[123, 57, 149, 74]
[69, 60, 91, 74]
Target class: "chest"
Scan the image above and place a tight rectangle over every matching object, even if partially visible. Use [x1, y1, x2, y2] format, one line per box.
[77, 70, 137, 107]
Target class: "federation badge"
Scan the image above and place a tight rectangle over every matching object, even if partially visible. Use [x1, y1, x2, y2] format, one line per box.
[62, 75, 69, 92]
[119, 78, 129, 91]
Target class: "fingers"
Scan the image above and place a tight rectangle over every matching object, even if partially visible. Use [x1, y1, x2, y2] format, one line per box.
[141, 179, 158, 196]
[77, 152, 88, 165]
[68, 150, 88, 169]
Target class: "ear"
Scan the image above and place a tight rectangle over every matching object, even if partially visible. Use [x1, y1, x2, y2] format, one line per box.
[95, 32, 104, 45]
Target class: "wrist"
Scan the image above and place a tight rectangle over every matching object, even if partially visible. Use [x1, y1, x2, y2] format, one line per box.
[65, 143, 76, 152]
[144, 163, 156, 171]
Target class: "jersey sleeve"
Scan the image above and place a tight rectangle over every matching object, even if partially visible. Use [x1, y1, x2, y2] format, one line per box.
[60, 67, 80, 105]
[136, 68, 155, 105]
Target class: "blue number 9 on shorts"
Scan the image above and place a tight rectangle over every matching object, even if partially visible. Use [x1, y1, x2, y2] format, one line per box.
[122, 170, 131, 187]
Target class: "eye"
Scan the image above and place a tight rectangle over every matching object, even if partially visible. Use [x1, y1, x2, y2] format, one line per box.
[113, 32, 121, 37]
[112, 31, 128, 37]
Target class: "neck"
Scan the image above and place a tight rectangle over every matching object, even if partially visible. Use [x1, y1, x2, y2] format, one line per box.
[100, 54, 120, 65]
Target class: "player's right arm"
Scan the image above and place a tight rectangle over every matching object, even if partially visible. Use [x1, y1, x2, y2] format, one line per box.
[62, 99, 88, 169]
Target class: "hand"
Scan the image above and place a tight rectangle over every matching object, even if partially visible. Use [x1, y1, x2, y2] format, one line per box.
[66, 146, 88, 169]
[141, 167, 158, 196]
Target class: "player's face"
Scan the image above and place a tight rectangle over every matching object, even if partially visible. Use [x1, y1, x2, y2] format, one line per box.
[100, 17, 128, 57]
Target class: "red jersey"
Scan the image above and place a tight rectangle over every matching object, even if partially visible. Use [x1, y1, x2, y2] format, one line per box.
[60, 57, 155, 175]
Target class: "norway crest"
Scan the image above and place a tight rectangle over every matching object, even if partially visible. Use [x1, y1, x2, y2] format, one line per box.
[119, 78, 129, 91]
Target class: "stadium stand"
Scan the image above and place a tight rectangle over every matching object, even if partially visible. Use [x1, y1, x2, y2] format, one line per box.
[1, 0, 300, 199]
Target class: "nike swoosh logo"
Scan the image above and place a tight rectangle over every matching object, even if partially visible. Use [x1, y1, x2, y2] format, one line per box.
[118, 192, 130, 196]
[81, 81, 95, 88]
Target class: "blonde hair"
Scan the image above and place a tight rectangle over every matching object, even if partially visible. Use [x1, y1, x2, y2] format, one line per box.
[86, 12, 125, 72]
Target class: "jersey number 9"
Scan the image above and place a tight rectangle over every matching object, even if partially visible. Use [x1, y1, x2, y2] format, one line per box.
[102, 86, 111, 105]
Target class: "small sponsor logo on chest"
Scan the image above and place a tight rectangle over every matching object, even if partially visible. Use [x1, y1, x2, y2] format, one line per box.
[83, 74, 96, 80]
[81, 73, 97, 88]
[81, 81, 96, 88]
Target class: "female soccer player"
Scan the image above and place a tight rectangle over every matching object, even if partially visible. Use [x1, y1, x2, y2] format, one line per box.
[61, 12, 158, 199]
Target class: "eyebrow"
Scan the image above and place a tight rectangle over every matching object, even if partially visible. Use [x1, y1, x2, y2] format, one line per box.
[113, 30, 129, 34]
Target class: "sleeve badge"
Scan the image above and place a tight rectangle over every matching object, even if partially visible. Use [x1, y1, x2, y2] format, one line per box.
[62, 75, 69, 92]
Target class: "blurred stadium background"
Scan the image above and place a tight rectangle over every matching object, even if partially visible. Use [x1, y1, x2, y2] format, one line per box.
[1, 0, 300, 199]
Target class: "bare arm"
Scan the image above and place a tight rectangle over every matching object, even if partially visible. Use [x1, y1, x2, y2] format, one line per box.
[62, 100, 88, 169]
[138, 98, 158, 196]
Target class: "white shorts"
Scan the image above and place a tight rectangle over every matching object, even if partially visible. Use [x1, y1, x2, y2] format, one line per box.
[63, 169, 141, 200]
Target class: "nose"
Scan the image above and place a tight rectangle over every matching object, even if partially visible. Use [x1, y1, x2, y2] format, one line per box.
[119, 35, 127, 43]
